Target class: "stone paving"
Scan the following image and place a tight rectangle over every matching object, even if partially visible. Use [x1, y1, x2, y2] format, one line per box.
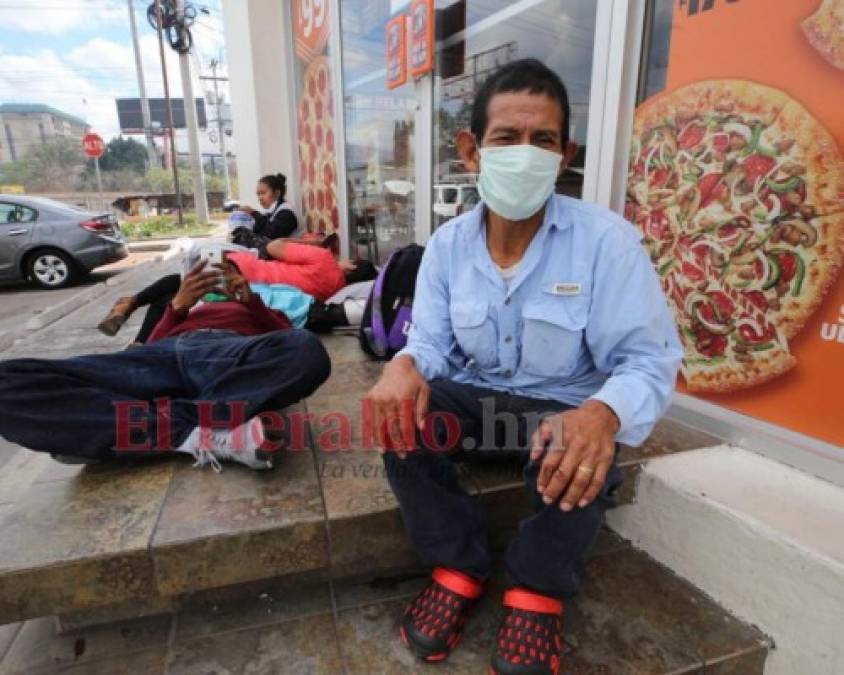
[0, 258, 770, 673]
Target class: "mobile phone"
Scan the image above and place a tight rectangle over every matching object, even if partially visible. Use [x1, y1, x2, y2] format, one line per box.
[200, 246, 222, 266]
[199, 247, 225, 289]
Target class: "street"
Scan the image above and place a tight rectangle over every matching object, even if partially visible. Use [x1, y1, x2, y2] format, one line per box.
[0, 249, 162, 334]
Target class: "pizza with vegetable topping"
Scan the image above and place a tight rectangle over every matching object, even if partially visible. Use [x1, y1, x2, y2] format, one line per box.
[626, 79, 844, 392]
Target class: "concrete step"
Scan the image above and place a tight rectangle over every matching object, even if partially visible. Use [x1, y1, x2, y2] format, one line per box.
[0, 335, 768, 674]
[0, 538, 770, 674]
[608, 446, 844, 675]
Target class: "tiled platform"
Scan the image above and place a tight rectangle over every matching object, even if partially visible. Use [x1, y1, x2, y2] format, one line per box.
[0, 334, 768, 673]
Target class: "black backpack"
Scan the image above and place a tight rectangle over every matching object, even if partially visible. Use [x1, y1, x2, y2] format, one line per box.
[359, 244, 425, 359]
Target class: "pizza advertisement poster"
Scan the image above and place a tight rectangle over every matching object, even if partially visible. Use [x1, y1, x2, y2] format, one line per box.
[409, 0, 435, 78]
[295, 56, 339, 235]
[386, 14, 408, 90]
[294, 0, 330, 64]
[626, 0, 844, 447]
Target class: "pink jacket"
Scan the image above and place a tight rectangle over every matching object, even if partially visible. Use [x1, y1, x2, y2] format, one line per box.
[228, 243, 346, 302]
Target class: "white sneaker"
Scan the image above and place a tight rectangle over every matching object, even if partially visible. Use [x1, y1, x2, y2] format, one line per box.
[178, 417, 273, 472]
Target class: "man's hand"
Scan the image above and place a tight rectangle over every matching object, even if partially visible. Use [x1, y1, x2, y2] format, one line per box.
[218, 261, 252, 304]
[530, 400, 619, 511]
[364, 355, 430, 458]
[171, 260, 222, 313]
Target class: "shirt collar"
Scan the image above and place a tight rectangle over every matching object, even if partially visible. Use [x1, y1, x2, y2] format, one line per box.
[467, 195, 570, 290]
[467, 194, 570, 244]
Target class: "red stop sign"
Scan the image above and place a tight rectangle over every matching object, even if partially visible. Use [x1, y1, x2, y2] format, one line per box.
[82, 132, 105, 159]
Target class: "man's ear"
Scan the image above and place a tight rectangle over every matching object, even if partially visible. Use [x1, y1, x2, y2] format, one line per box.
[455, 129, 480, 173]
[560, 140, 578, 175]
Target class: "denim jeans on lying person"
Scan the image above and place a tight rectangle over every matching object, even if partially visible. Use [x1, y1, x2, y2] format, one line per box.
[383, 378, 623, 600]
[0, 329, 330, 460]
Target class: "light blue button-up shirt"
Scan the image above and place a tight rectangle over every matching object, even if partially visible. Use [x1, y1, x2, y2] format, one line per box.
[397, 195, 683, 446]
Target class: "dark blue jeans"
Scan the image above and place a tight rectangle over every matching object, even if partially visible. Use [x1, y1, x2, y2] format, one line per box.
[0, 329, 330, 460]
[384, 378, 622, 600]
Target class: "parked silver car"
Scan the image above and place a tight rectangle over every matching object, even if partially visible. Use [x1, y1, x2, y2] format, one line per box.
[0, 195, 128, 289]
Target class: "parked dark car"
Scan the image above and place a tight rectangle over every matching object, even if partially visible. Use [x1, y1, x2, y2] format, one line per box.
[0, 195, 128, 289]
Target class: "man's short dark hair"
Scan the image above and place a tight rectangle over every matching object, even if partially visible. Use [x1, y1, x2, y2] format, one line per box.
[470, 58, 571, 146]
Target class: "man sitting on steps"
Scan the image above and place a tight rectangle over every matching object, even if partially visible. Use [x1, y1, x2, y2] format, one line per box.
[365, 58, 683, 675]
[0, 258, 330, 471]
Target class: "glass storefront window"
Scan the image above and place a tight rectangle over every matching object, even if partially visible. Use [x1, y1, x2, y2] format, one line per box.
[432, 0, 598, 228]
[339, 1, 418, 263]
[636, 0, 674, 103]
[338, 0, 599, 257]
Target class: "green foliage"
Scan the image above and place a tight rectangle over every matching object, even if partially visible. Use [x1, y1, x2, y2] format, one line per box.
[0, 158, 30, 187]
[98, 137, 147, 174]
[142, 167, 177, 192]
[0, 137, 86, 191]
[119, 213, 211, 240]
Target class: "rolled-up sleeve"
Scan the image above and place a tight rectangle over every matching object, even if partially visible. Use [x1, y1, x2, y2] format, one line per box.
[395, 235, 454, 381]
[585, 241, 683, 446]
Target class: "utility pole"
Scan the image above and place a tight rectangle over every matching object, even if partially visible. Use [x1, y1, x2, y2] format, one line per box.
[154, 0, 184, 226]
[201, 60, 231, 200]
[127, 0, 156, 168]
[94, 155, 104, 211]
[174, 0, 209, 224]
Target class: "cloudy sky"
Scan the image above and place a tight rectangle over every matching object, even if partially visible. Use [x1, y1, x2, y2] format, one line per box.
[0, 0, 227, 140]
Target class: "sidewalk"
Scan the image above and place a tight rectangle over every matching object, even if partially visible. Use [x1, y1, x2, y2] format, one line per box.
[125, 220, 228, 253]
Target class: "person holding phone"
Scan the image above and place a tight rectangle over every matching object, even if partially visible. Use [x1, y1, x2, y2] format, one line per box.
[0, 258, 330, 472]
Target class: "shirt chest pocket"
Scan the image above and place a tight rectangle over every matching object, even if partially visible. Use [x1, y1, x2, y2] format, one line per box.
[520, 297, 588, 377]
[450, 300, 498, 370]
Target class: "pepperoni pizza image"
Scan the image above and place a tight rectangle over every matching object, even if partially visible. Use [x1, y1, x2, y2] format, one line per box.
[626, 80, 844, 392]
[297, 56, 339, 234]
[802, 0, 844, 72]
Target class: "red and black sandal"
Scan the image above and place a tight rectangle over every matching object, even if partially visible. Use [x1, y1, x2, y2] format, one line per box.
[489, 588, 564, 675]
[399, 567, 483, 662]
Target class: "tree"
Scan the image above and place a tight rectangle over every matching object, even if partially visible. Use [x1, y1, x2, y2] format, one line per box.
[4, 137, 87, 191]
[0, 158, 30, 188]
[98, 137, 147, 174]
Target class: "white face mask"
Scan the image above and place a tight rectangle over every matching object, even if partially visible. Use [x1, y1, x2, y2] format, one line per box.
[477, 144, 562, 221]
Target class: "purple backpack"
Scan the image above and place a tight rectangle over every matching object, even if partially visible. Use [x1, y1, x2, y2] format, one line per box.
[359, 244, 425, 359]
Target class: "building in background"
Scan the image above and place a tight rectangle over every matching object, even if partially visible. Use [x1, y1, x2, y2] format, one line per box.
[0, 103, 89, 163]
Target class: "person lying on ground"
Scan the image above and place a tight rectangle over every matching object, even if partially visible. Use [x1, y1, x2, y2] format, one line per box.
[0, 258, 330, 471]
[97, 243, 376, 342]
[226, 239, 375, 302]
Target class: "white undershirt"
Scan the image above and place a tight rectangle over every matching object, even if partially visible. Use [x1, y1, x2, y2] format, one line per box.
[496, 262, 520, 289]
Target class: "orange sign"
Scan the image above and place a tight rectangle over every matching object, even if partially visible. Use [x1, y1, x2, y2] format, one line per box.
[635, 0, 844, 447]
[409, 0, 434, 78]
[386, 14, 408, 90]
[294, 0, 329, 63]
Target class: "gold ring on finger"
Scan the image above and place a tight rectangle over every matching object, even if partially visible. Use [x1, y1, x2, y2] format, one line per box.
[577, 465, 595, 475]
